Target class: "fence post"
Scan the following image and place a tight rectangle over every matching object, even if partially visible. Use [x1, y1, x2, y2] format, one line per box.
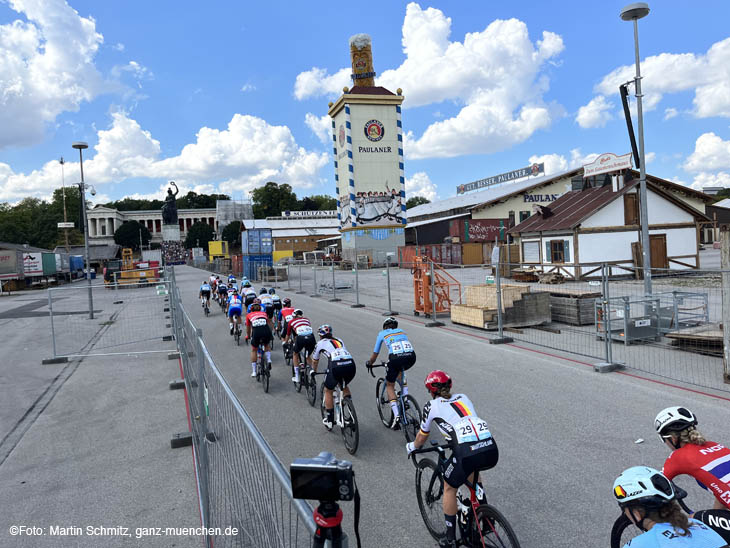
[285, 264, 292, 291]
[425, 260, 443, 327]
[329, 260, 340, 302]
[595, 263, 621, 373]
[296, 264, 305, 295]
[194, 329, 211, 539]
[722, 226, 730, 384]
[490, 246, 512, 344]
[49, 290, 58, 358]
[382, 255, 398, 316]
[351, 257, 364, 308]
[310, 265, 320, 298]
[273, 263, 278, 289]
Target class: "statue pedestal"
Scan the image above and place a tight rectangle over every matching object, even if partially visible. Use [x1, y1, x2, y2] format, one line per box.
[162, 224, 181, 242]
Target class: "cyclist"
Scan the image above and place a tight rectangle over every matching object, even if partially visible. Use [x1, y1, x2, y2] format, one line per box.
[613, 466, 727, 547]
[216, 280, 228, 306]
[259, 287, 274, 321]
[269, 288, 282, 331]
[247, 297, 262, 314]
[245, 302, 273, 377]
[241, 280, 256, 308]
[656, 407, 730, 512]
[199, 280, 211, 309]
[209, 274, 217, 292]
[279, 298, 295, 339]
[285, 309, 315, 383]
[406, 371, 497, 548]
[227, 288, 244, 335]
[311, 325, 356, 431]
[228, 273, 236, 286]
[366, 317, 416, 430]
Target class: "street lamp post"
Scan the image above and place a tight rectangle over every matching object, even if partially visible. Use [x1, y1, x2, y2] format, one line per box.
[73, 141, 94, 320]
[59, 157, 70, 253]
[621, 2, 652, 296]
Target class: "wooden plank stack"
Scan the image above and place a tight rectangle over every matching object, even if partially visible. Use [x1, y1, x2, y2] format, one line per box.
[451, 284, 550, 330]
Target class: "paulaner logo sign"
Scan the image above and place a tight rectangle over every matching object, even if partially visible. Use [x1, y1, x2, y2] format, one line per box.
[457, 163, 544, 194]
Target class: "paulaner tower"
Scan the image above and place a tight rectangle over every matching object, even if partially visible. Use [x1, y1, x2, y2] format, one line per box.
[328, 34, 406, 263]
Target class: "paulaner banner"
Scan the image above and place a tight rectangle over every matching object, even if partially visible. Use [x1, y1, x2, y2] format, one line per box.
[457, 163, 545, 194]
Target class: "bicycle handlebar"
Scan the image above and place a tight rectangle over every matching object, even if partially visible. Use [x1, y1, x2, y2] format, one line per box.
[367, 361, 387, 378]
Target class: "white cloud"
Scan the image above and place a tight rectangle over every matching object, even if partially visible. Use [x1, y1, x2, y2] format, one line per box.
[112, 42, 125, 52]
[405, 171, 438, 202]
[580, 37, 730, 121]
[294, 3, 564, 159]
[575, 95, 613, 128]
[0, 0, 106, 148]
[685, 132, 730, 172]
[304, 113, 331, 145]
[645, 152, 656, 164]
[528, 148, 601, 175]
[0, 112, 329, 202]
[240, 83, 256, 92]
[687, 171, 730, 191]
[664, 107, 678, 120]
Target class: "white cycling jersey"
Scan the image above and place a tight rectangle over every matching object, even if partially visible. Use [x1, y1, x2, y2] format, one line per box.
[312, 338, 353, 364]
[420, 394, 492, 445]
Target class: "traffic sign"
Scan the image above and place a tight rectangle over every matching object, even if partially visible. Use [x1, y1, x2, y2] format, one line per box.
[57, 222, 75, 228]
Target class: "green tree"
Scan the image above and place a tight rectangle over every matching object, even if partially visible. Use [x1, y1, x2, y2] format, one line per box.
[406, 196, 431, 209]
[252, 182, 298, 218]
[713, 188, 730, 201]
[177, 191, 230, 209]
[185, 221, 215, 253]
[221, 221, 241, 247]
[114, 221, 151, 251]
[299, 194, 336, 211]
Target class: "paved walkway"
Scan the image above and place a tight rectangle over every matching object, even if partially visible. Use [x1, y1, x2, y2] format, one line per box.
[0, 287, 201, 547]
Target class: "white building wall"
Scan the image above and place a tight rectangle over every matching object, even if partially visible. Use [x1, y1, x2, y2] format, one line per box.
[646, 191, 694, 224]
[578, 232, 636, 263]
[581, 197, 625, 228]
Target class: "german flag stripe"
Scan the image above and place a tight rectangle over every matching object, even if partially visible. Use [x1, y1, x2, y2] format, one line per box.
[450, 401, 472, 417]
[331, 339, 342, 349]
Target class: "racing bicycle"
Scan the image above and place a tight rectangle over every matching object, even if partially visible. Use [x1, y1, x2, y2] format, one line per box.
[317, 372, 359, 455]
[368, 362, 421, 442]
[288, 343, 317, 406]
[201, 297, 210, 316]
[410, 441, 521, 548]
[233, 323, 241, 346]
[254, 344, 271, 393]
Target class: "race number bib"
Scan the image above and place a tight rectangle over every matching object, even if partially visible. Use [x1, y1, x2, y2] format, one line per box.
[331, 348, 352, 361]
[284, 314, 294, 322]
[251, 318, 267, 328]
[390, 340, 413, 354]
[296, 325, 313, 336]
[453, 417, 491, 445]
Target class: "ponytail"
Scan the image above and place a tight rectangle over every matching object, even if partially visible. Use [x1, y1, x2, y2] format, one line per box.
[678, 427, 706, 446]
[646, 501, 692, 536]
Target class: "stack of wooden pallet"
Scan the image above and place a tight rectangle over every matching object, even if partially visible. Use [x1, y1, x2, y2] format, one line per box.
[451, 284, 551, 330]
[546, 288, 600, 325]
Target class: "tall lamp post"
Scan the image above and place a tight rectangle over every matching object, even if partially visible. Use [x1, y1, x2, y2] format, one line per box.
[59, 157, 70, 252]
[621, 2, 652, 295]
[73, 141, 94, 319]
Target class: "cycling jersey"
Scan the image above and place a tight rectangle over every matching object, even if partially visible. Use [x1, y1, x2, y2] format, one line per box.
[217, 283, 228, 294]
[373, 328, 414, 356]
[420, 394, 492, 446]
[280, 307, 295, 324]
[228, 276, 236, 284]
[663, 443, 730, 509]
[621, 520, 726, 548]
[200, 283, 211, 292]
[260, 294, 273, 309]
[246, 310, 272, 348]
[227, 295, 243, 308]
[313, 337, 353, 365]
[313, 338, 356, 390]
[241, 285, 256, 296]
[271, 293, 281, 308]
[287, 317, 313, 338]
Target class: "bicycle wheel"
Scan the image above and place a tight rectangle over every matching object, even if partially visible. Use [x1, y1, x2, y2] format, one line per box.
[341, 397, 359, 455]
[375, 377, 392, 427]
[415, 458, 446, 541]
[402, 395, 422, 442]
[293, 363, 302, 393]
[319, 382, 327, 419]
[470, 504, 521, 548]
[306, 372, 317, 407]
[263, 360, 270, 393]
[610, 514, 638, 548]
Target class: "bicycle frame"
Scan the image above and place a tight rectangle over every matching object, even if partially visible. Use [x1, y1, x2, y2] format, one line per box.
[370, 362, 414, 429]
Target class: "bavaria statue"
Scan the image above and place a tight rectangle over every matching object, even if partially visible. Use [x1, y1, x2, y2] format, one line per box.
[161, 181, 179, 225]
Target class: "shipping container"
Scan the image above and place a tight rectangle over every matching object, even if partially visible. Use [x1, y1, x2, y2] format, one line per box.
[441, 243, 452, 265]
[430, 244, 441, 264]
[398, 245, 417, 268]
[209, 240, 229, 261]
[70, 255, 84, 272]
[462, 242, 483, 265]
[242, 228, 273, 255]
[142, 249, 162, 263]
[451, 243, 462, 265]
[449, 219, 462, 240]
[464, 219, 509, 242]
[42, 252, 58, 276]
[242, 254, 273, 281]
[0, 249, 24, 280]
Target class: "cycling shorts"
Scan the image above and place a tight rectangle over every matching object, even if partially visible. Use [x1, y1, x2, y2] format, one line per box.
[693, 509, 730, 543]
[250, 327, 273, 349]
[228, 306, 242, 318]
[385, 352, 416, 383]
[201, 290, 210, 299]
[280, 321, 289, 337]
[244, 294, 256, 306]
[443, 438, 499, 489]
[324, 360, 356, 390]
[218, 287, 228, 296]
[265, 306, 274, 319]
[273, 302, 282, 311]
[294, 334, 316, 356]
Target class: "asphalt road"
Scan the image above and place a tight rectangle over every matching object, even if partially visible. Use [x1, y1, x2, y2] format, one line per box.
[178, 265, 730, 548]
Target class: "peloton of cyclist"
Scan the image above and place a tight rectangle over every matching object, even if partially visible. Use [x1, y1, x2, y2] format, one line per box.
[227, 288, 244, 335]
[613, 466, 727, 548]
[406, 371, 497, 548]
[285, 309, 315, 383]
[366, 317, 416, 430]
[245, 302, 274, 377]
[656, 406, 730, 514]
[199, 280, 211, 309]
[310, 325, 356, 431]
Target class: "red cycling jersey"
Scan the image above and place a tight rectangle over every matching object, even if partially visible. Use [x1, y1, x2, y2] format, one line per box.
[287, 317, 312, 338]
[280, 307, 295, 323]
[245, 310, 269, 330]
[662, 441, 730, 509]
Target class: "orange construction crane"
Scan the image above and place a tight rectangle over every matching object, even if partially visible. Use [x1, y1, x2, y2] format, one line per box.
[412, 256, 461, 318]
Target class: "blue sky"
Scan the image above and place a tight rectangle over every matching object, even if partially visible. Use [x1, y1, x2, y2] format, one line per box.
[1, 0, 730, 205]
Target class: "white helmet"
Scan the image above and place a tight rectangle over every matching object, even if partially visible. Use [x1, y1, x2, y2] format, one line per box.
[654, 407, 697, 439]
[613, 466, 675, 510]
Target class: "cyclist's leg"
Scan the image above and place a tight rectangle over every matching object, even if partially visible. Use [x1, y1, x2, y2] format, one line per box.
[401, 352, 416, 395]
[385, 357, 403, 420]
[340, 361, 356, 399]
[249, 337, 259, 376]
[322, 366, 337, 426]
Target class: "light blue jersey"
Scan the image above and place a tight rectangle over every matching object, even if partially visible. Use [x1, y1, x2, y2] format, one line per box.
[200, 283, 211, 292]
[373, 328, 414, 355]
[623, 520, 726, 548]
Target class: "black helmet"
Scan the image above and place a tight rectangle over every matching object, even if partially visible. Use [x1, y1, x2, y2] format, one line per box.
[260, 287, 268, 295]
[283, 298, 291, 306]
[383, 316, 398, 330]
[268, 288, 276, 295]
[293, 309, 303, 317]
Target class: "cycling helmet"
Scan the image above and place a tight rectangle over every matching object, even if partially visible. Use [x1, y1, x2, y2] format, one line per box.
[260, 288, 268, 295]
[318, 324, 332, 338]
[250, 303, 261, 312]
[283, 298, 292, 306]
[383, 316, 398, 330]
[269, 288, 276, 295]
[253, 298, 261, 305]
[424, 370, 452, 396]
[232, 288, 238, 293]
[613, 466, 675, 510]
[293, 309, 303, 317]
[243, 281, 251, 287]
[654, 407, 697, 439]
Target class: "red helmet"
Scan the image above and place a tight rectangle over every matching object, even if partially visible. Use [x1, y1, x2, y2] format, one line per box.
[424, 370, 452, 396]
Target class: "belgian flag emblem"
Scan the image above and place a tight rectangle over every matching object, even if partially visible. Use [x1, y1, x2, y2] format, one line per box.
[614, 485, 627, 499]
